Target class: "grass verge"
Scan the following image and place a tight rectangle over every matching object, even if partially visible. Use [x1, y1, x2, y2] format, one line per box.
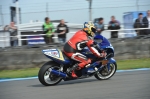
[0, 58, 150, 79]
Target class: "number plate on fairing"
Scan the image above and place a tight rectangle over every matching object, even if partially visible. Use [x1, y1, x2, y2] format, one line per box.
[44, 51, 60, 58]
[42, 49, 65, 61]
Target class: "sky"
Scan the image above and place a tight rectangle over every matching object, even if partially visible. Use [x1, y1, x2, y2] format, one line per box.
[0, 0, 150, 25]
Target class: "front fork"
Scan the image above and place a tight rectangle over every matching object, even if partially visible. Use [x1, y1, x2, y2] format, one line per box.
[100, 58, 116, 73]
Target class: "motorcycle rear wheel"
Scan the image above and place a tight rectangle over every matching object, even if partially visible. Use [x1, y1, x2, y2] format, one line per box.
[38, 61, 62, 86]
[94, 63, 117, 80]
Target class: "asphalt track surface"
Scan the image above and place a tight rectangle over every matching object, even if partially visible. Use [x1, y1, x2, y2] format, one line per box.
[0, 70, 150, 99]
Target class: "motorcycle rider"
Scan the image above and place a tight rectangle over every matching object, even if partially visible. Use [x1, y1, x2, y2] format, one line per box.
[63, 22, 106, 78]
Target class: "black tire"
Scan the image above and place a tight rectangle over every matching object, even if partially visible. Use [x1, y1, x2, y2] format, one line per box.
[94, 63, 117, 80]
[38, 61, 62, 86]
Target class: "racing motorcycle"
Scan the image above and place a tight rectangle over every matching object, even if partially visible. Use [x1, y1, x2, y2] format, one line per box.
[38, 35, 117, 86]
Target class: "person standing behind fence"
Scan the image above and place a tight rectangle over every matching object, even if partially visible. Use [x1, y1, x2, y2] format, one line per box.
[56, 19, 69, 43]
[42, 17, 55, 44]
[133, 13, 145, 35]
[4, 22, 18, 46]
[143, 10, 150, 35]
[108, 16, 120, 38]
[94, 18, 104, 35]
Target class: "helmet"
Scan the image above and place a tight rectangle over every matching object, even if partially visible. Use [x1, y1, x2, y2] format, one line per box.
[83, 22, 96, 37]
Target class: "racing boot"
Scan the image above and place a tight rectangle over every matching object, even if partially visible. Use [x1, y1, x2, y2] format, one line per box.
[71, 71, 77, 78]
[67, 64, 79, 78]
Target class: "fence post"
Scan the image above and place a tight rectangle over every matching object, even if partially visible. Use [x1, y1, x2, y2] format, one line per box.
[0, 5, 6, 48]
[15, 1, 21, 46]
[46, 2, 49, 17]
[0, 5, 4, 26]
[136, 0, 139, 12]
[149, 38, 150, 58]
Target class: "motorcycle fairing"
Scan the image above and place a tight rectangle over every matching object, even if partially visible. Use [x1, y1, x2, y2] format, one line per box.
[94, 35, 114, 51]
[108, 58, 116, 64]
[42, 49, 65, 61]
[42, 49, 70, 64]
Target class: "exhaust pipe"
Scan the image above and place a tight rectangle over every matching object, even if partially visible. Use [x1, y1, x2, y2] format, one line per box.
[49, 68, 67, 78]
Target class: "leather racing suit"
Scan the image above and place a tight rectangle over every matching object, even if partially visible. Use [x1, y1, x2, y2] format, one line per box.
[63, 30, 103, 69]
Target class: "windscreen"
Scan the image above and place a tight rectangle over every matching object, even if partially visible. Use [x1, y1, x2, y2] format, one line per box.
[94, 35, 111, 48]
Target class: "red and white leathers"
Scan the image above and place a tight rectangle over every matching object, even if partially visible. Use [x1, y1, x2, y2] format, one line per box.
[63, 30, 104, 69]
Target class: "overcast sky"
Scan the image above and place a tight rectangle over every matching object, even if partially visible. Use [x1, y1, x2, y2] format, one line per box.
[0, 0, 150, 25]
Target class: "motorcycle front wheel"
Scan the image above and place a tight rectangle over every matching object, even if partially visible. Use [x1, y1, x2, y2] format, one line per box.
[94, 63, 117, 80]
[38, 61, 62, 86]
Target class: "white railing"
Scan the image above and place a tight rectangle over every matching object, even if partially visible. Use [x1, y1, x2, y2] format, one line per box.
[0, 27, 149, 38]
[0, 27, 149, 39]
[0, 27, 149, 48]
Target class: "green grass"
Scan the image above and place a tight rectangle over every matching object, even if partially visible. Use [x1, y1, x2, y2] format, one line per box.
[117, 58, 150, 70]
[0, 58, 150, 79]
[0, 68, 39, 79]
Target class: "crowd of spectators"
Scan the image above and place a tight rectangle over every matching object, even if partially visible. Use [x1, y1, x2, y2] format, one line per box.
[133, 10, 150, 35]
[14, 11, 150, 45]
[2, 10, 150, 46]
[43, 15, 122, 44]
[94, 16, 120, 38]
[42, 17, 69, 44]
[95, 10, 150, 38]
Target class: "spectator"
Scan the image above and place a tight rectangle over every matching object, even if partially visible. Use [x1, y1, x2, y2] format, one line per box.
[134, 13, 145, 35]
[143, 10, 150, 35]
[4, 22, 18, 46]
[108, 16, 120, 38]
[94, 17, 104, 35]
[4, 25, 9, 30]
[42, 17, 55, 44]
[56, 19, 69, 43]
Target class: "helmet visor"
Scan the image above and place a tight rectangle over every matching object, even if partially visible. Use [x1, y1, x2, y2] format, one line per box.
[91, 27, 96, 33]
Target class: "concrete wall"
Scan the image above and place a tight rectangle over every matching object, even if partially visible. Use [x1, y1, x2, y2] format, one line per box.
[0, 38, 150, 70]
[110, 38, 150, 59]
